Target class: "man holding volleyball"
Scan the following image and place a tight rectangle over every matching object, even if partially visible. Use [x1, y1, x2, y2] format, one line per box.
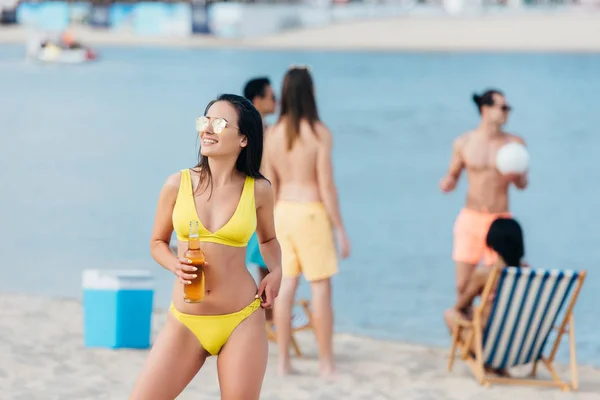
[439, 89, 529, 298]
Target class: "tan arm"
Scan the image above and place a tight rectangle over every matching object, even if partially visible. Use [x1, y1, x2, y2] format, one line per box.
[254, 179, 282, 274]
[440, 137, 465, 192]
[316, 123, 345, 231]
[149, 173, 181, 273]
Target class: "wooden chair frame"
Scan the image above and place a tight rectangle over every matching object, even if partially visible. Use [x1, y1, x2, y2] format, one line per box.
[447, 268, 587, 392]
[266, 299, 313, 358]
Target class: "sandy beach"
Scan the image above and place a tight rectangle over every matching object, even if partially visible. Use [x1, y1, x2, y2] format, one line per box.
[2, 12, 600, 52]
[2, 294, 600, 399]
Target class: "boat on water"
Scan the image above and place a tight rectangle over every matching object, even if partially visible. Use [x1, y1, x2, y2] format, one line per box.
[31, 43, 98, 64]
[26, 31, 98, 64]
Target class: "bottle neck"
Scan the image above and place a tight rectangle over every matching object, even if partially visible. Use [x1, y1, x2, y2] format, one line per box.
[188, 237, 201, 250]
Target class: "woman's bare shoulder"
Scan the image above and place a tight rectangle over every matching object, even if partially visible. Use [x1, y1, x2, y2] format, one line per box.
[164, 171, 183, 189]
[156, 171, 182, 206]
[254, 177, 273, 204]
[309, 121, 332, 145]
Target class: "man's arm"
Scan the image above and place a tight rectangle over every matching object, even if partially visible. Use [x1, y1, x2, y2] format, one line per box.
[440, 136, 465, 193]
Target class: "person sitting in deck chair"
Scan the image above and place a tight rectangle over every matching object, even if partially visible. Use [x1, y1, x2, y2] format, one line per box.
[444, 217, 528, 376]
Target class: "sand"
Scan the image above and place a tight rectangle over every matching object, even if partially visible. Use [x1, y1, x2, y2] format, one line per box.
[2, 12, 600, 52]
[1, 294, 600, 399]
[246, 12, 600, 52]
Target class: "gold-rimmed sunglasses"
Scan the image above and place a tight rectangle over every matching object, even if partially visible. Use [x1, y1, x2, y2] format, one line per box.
[196, 116, 238, 134]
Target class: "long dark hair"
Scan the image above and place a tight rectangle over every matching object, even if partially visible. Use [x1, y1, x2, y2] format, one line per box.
[278, 67, 320, 150]
[195, 94, 265, 195]
[486, 218, 525, 267]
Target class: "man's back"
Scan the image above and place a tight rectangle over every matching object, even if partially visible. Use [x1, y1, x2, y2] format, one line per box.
[266, 118, 326, 202]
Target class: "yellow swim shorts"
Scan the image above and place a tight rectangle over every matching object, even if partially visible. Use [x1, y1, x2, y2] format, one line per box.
[274, 201, 338, 282]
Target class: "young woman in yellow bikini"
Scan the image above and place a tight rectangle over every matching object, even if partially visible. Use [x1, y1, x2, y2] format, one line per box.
[130, 94, 282, 400]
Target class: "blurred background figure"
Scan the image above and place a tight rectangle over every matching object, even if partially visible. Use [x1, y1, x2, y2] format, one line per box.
[439, 89, 528, 300]
[243, 76, 277, 321]
[265, 66, 351, 378]
[243, 77, 277, 128]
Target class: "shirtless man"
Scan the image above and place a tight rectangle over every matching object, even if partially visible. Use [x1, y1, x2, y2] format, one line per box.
[243, 77, 277, 320]
[243, 77, 277, 127]
[439, 89, 528, 299]
[263, 67, 351, 378]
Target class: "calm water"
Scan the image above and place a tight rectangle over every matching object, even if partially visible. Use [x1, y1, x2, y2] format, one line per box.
[1, 44, 599, 366]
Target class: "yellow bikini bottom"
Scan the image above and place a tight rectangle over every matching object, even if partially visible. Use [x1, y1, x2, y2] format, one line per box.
[169, 298, 261, 356]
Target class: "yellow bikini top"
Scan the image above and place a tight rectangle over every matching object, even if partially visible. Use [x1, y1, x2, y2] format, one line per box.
[172, 169, 256, 247]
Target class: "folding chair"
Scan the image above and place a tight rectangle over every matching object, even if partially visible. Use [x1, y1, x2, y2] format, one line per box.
[266, 299, 313, 357]
[448, 267, 586, 391]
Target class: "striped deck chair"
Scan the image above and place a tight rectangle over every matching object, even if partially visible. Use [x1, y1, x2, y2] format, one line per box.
[266, 299, 313, 358]
[448, 267, 587, 391]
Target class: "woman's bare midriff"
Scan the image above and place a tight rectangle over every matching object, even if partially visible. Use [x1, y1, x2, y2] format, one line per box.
[465, 167, 511, 214]
[171, 241, 258, 316]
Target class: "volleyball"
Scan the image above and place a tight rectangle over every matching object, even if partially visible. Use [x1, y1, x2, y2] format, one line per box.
[496, 142, 530, 175]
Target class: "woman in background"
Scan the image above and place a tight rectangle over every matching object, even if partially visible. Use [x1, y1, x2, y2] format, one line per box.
[444, 217, 527, 376]
[263, 67, 351, 378]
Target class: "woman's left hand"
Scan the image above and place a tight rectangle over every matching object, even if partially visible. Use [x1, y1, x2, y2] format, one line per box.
[257, 268, 282, 309]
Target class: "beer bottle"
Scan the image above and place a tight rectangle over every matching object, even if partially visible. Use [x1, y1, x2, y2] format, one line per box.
[183, 220, 206, 303]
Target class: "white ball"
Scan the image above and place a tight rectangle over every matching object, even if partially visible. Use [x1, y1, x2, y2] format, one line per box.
[496, 142, 530, 174]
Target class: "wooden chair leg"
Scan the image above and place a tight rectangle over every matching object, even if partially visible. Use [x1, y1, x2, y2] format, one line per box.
[541, 357, 570, 392]
[472, 320, 488, 386]
[290, 335, 302, 357]
[569, 314, 578, 391]
[265, 321, 303, 358]
[461, 329, 474, 359]
[530, 361, 538, 377]
[265, 322, 276, 342]
[448, 325, 460, 372]
[299, 300, 313, 327]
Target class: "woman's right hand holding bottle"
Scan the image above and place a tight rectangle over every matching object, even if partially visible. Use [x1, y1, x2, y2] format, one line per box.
[173, 257, 199, 285]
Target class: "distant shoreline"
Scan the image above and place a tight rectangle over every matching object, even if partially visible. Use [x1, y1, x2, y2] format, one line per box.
[2, 12, 600, 52]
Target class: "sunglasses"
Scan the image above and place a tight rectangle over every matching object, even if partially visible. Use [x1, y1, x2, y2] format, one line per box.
[498, 104, 512, 112]
[196, 116, 238, 134]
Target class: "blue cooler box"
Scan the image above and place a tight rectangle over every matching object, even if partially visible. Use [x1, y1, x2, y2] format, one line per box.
[82, 269, 154, 349]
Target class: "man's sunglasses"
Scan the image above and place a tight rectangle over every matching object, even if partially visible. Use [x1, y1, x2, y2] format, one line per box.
[196, 116, 238, 134]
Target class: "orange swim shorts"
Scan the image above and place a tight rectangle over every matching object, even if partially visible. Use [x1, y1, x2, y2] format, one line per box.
[274, 201, 338, 282]
[452, 208, 512, 266]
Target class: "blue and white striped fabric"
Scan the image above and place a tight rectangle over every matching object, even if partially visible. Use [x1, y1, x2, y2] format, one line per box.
[482, 267, 579, 370]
